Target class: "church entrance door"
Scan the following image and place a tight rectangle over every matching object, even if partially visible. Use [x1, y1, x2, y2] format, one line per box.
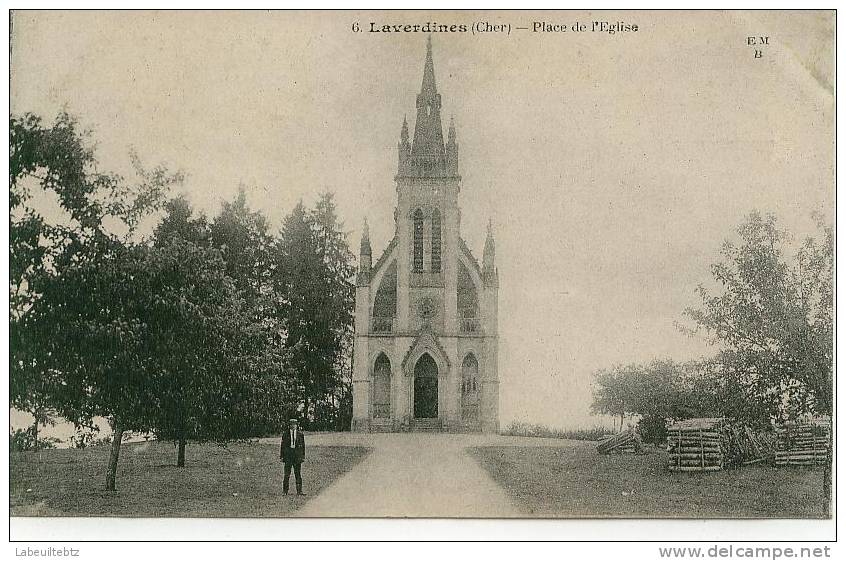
[413, 353, 438, 419]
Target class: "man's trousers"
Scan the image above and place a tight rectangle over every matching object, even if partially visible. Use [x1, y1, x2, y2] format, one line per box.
[283, 461, 302, 494]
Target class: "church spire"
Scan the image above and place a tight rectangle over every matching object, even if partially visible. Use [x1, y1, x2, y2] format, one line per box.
[421, 35, 437, 96]
[407, 36, 447, 177]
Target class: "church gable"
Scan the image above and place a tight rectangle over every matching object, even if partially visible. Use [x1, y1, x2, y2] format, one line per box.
[400, 329, 451, 373]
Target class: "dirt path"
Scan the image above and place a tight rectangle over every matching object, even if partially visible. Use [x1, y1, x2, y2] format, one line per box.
[291, 432, 581, 518]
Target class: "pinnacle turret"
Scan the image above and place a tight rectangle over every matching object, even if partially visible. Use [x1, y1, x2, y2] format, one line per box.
[360, 218, 371, 255]
[446, 116, 459, 175]
[357, 219, 372, 286]
[483, 219, 498, 287]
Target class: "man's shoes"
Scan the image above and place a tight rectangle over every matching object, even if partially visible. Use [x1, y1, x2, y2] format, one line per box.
[296, 492, 306, 496]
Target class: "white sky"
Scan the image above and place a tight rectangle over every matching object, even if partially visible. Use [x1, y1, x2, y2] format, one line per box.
[10, 10, 834, 432]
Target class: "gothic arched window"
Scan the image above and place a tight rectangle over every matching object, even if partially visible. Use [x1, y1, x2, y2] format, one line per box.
[458, 261, 479, 332]
[413, 209, 424, 272]
[431, 209, 442, 273]
[461, 353, 480, 421]
[373, 353, 392, 418]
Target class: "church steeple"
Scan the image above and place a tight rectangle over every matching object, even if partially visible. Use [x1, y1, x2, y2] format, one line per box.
[420, 35, 437, 96]
[399, 36, 455, 179]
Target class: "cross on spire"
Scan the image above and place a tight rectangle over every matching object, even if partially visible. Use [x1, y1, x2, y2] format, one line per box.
[421, 35, 437, 96]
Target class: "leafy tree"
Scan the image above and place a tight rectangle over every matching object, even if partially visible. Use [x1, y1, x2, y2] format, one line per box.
[150, 196, 294, 465]
[33, 240, 162, 490]
[153, 195, 209, 247]
[272, 202, 323, 424]
[310, 193, 356, 429]
[10, 112, 178, 489]
[271, 195, 356, 429]
[209, 187, 273, 308]
[684, 211, 833, 424]
[590, 364, 639, 430]
[592, 359, 729, 442]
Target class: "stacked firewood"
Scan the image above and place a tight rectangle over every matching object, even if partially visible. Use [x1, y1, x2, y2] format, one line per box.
[721, 423, 767, 467]
[774, 418, 831, 467]
[667, 418, 724, 472]
[597, 428, 643, 454]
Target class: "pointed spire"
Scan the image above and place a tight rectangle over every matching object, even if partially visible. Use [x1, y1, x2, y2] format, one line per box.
[360, 218, 371, 255]
[400, 115, 409, 144]
[483, 221, 498, 287]
[484, 220, 496, 268]
[421, 35, 437, 95]
[357, 218, 372, 286]
[409, 37, 446, 176]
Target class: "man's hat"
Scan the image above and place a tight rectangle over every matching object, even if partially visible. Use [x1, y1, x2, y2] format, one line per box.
[289, 418, 298, 423]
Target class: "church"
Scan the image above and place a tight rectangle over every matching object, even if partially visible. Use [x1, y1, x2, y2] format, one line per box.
[351, 39, 500, 433]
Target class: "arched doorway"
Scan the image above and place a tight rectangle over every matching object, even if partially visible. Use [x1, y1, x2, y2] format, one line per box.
[461, 353, 480, 421]
[373, 353, 391, 418]
[413, 353, 438, 419]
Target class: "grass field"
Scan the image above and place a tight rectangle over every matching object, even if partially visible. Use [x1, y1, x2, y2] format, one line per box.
[10, 440, 370, 517]
[469, 445, 829, 518]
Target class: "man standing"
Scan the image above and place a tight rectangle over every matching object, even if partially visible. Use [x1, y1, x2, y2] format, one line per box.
[280, 418, 306, 495]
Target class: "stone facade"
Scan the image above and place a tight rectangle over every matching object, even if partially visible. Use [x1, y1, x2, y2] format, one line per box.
[351, 39, 499, 433]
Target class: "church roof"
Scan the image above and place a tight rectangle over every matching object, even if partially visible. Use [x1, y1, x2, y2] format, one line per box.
[371, 235, 398, 277]
[458, 237, 483, 279]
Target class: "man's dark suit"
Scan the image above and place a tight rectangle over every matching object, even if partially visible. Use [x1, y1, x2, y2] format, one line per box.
[280, 428, 306, 494]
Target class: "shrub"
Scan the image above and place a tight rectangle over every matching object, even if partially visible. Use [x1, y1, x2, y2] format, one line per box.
[9, 427, 61, 452]
[501, 422, 614, 441]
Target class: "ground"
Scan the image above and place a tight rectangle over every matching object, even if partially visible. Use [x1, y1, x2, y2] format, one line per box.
[10, 433, 828, 518]
[469, 444, 829, 518]
[10, 440, 369, 517]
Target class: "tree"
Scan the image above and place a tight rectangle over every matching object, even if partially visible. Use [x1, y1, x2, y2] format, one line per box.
[685, 211, 833, 424]
[209, 187, 273, 308]
[34, 239, 162, 490]
[591, 365, 638, 431]
[150, 195, 295, 466]
[272, 202, 323, 424]
[310, 193, 356, 429]
[592, 359, 730, 443]
[271, 195, 356, 429]
[10, 111, 177, 490]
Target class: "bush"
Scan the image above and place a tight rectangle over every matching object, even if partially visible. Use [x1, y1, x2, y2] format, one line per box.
[501, 422, 615, 441]
[9, 427, 61, 452]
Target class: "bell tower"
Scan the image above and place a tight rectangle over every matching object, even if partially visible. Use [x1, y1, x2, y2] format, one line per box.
[394, 36, 462, 336]
[352, 38, 499, 433]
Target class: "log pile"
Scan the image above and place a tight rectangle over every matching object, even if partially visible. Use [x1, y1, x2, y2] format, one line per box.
[721, 423, 767, 466]
[774, 418, 831, 467]
[597, 428, 643, 454]
[667, 418, 724, 472]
